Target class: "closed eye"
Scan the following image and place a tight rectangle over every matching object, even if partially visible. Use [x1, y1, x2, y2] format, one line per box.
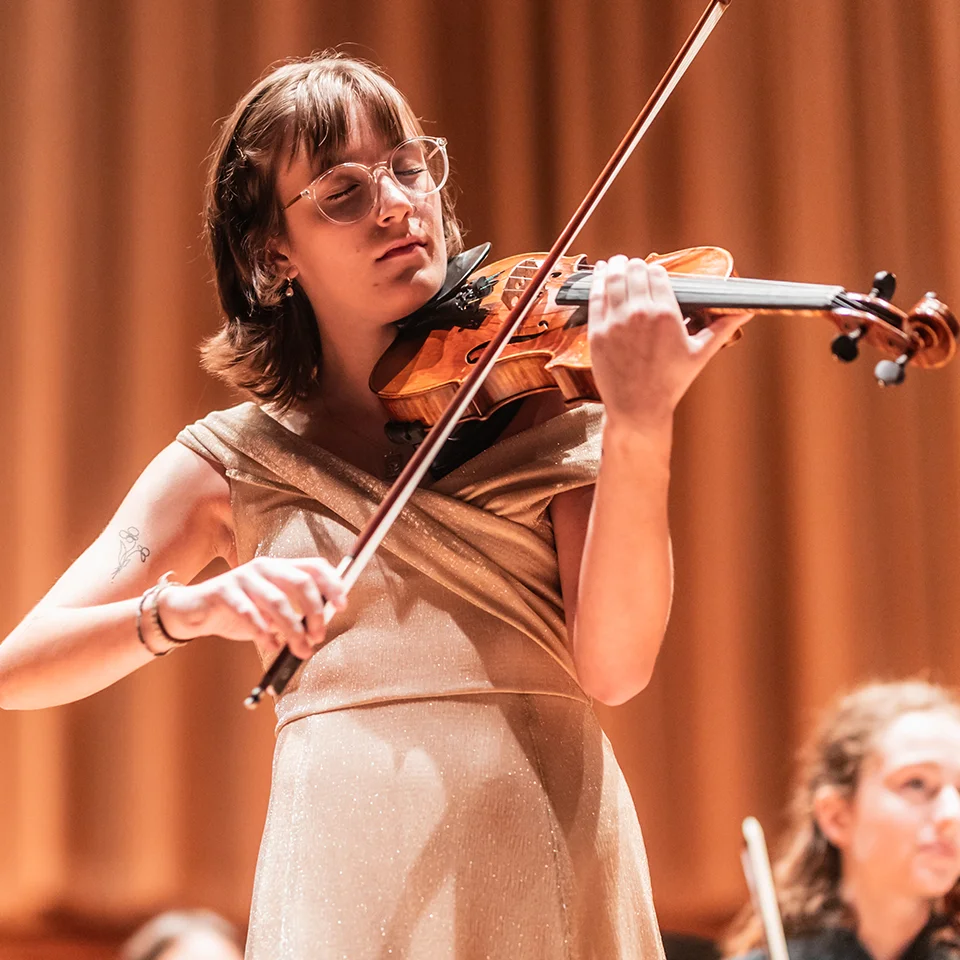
[901, 774, 939, 799]
[323, 183, 361, 203]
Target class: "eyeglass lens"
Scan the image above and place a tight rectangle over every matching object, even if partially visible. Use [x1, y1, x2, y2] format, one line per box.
[313, 138, 447, 224]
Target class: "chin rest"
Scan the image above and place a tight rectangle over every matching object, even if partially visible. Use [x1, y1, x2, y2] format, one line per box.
[395, 242, 491, 332]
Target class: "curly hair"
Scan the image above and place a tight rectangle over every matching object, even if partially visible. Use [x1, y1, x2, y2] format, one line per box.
[724, 680, 960, 957]
[201, 51, 463, 410]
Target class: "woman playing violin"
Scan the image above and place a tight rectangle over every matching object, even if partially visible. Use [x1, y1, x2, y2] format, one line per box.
[726, 680, 960, 960]
[0, 53, 745, 958]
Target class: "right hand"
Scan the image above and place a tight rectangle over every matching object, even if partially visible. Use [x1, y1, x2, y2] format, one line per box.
[156, 557, 348, 658]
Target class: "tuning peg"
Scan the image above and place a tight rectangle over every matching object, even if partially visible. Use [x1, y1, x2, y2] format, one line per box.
[831, 327, 865, 362]
[874, 354, 908, 386]
[871, 271, 897, 301]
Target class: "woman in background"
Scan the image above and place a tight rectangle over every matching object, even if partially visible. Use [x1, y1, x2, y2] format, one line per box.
[725, 680, 960, 960]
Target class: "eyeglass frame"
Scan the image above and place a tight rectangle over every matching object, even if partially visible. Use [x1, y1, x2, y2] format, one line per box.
[282, 136, 449, 224]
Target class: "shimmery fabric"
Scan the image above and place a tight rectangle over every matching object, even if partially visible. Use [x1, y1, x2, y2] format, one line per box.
[177, 402, 665, 960]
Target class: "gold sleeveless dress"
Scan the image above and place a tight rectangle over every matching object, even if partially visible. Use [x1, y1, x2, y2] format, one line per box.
[177, 401, 665, 960]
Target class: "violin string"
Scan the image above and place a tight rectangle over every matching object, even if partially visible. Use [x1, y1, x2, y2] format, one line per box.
[560, 270, 844, 309]
[667, 276, 842, 308]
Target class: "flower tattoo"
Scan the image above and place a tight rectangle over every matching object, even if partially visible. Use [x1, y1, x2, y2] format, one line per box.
[111, 526, 150, 581]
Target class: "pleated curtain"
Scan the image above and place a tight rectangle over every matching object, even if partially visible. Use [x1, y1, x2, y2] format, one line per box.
[1, 0, 958, 936]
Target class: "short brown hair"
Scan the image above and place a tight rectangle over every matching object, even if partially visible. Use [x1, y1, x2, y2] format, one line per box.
[201, 52, 463, 409]
[724, 680, 960, 957]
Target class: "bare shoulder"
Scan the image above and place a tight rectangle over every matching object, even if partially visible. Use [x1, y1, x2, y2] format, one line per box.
[34, 442, 235, 612]
[131, 442, 232, 529]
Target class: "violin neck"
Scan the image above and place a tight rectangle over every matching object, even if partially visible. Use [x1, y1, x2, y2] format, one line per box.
[557, 271, 845, 312]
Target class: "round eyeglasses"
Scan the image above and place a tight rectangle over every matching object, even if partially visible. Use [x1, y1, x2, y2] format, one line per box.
[283, 136, 449, 225]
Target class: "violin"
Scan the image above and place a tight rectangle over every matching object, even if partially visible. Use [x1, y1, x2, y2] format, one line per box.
[371, 244, 958, 436]
[245, 0, 956, 707]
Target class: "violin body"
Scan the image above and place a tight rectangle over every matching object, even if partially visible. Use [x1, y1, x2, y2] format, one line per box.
[372, 247, 738, 427]
[371, 246, 958, 429]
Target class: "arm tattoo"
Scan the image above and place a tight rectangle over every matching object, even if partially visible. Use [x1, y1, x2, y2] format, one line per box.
[111, 526, 151, 581]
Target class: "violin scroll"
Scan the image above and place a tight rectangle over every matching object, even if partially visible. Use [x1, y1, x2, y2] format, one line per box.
[900, 292, 958, 368]
[830, 287, 958, 386]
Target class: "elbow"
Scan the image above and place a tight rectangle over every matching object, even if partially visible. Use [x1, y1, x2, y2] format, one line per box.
[0, 671, 54, 711]
[577, 658, 655, 707]
[572, 621, 665, 706]
[0, 672, 18, 711]
[0, 644, 38, 711]
[0, 650, 14, 709]
[0, 663, 22, 711]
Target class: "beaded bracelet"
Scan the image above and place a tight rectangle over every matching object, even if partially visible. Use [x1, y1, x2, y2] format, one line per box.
[136, 571, 188, 657]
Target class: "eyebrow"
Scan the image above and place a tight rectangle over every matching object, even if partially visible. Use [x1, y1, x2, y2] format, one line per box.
[886, 760, 956, 776]
[319, 135, 410, 171]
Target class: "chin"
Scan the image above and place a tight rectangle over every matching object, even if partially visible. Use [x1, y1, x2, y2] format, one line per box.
[391, 263, 446, 318]
[911, 865, 960, 898]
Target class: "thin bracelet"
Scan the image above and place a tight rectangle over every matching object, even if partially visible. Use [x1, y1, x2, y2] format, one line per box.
[137, 584, 169, 657]
[136, 572, 186, 656]
[150, 573, 189, 646]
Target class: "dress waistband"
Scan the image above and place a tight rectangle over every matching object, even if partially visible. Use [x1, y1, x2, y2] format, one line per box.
[274, 685, 592, 735]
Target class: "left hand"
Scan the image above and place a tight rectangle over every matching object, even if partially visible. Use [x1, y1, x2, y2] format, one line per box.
[588, 255, 750, 431]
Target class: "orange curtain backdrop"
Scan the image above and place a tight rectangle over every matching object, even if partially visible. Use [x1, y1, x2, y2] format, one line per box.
[1, 0, 959, 936]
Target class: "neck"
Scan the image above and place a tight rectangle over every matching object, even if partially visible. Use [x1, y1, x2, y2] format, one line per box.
[842, 876, 931, 960]
[313, 315, 397, 419]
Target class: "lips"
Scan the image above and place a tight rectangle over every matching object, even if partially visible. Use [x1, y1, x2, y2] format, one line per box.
[920, 841, 959, 860]
[377, 237, 427, 261]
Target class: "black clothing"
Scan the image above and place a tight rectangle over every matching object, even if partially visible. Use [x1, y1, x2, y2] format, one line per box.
[740, 921, 957, 960]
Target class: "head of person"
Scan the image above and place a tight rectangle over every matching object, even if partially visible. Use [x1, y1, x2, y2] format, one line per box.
[725, 680, 960, 954]
[120, 909, 243, 960]
[202, 51, 463, 409]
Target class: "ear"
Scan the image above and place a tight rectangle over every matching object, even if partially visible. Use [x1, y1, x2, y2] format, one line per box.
[813, 785, 854, 850]
[265, 236, 299, 282]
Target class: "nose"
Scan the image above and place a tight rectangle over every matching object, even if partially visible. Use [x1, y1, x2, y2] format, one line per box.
[374, 167, 415, 223]
[934, 784, 960, 831]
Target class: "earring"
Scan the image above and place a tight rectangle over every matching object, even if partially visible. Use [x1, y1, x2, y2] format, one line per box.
[284, 278, 295, 298]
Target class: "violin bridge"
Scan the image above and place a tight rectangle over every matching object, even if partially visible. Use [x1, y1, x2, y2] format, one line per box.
[502, 258, 542, 308]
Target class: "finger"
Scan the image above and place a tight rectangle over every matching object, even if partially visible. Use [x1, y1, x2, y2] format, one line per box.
[244, 575, 308, 641]
[603, 254, 630, 310]
[588, 260, 608, 330]
[263, 566, 328, 639]
[220, 583, 275, 646]
[296, 557, 348, 611]
[626, 257, 654, 306]
[689, 310, 752, 360]
[646, 263, 684, 325]
[285, 627, 316, 661]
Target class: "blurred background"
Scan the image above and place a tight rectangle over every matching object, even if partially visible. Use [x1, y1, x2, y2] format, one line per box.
[1, 0, 958, 955]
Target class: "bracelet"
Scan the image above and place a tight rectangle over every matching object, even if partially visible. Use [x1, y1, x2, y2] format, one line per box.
[151, 573, 190, 645]
[136, 571, 187, 657]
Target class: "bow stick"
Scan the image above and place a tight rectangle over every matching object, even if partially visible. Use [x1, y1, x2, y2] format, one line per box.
[246, 0, 735, 707]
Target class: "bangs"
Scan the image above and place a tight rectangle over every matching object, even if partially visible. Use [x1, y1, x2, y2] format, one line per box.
[285, 63, 419, 175]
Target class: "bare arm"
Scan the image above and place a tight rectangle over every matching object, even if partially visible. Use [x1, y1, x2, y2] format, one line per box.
[0, 443, 233, 709]
[552, 256, 747, 706]
[552, 422, 673, 706]
[0, 436, 348, 712]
